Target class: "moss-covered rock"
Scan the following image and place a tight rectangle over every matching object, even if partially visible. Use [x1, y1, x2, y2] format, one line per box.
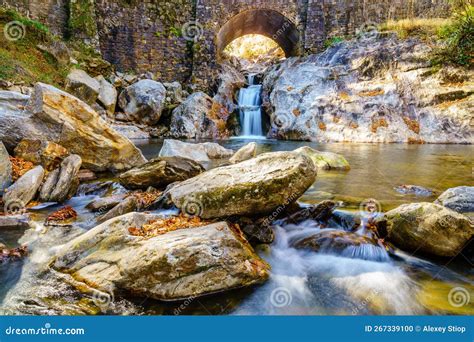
[167, 151, 317, 219]
[376, 202, 473, 257]
[51, 212, 269, 300]
[294, 146, 350, 171]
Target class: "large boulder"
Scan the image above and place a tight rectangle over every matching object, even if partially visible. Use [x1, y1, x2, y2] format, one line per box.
[294, 146, 350, 171]
[118, 80, 166, 125]
[14, 139, 69, 171]
[96, 75, 117, 115]
[3, 166, 44, 210]
[229, 142, 257, 164]
[51, 212, 269, 300]
[169, 92, 232, 139]
[263, 37, 473, 143]
[166, 151, 317, 219]
[0, 91, 43, 150]
[376, 202, 474, 257]
[39, 154, 82, 203]
[119, 157, 204, 190]
[65, 69, 100, 105]
[435, 186, 474, 214]
[2, 83, 146, 172]
[0, 141, 12, 195]
[158, 139, 233, 169]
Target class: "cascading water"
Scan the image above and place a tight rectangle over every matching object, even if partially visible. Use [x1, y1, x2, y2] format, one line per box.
[238, 74, 264, 138]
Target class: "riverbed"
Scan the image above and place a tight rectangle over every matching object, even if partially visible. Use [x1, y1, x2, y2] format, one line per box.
[0, 139, 473, 315]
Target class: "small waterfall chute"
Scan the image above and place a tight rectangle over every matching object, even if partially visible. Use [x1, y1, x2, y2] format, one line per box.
[238, 74, 264, 138]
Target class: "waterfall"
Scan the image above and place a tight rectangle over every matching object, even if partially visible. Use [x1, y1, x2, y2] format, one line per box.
[238, 74, 264, 138]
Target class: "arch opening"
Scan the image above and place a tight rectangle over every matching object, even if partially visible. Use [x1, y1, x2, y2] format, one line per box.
[216, 9, 300, 60]
[223, 34, 286, 62]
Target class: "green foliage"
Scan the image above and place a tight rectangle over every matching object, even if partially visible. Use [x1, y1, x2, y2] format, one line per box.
[324, 36, 345, 49]
[435, 4, 474, 66]
[169, 26, 182, 37]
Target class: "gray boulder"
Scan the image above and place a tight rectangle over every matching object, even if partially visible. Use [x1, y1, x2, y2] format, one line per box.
[435, 186, 474, 214]
[294, 146, 350, 171]
[229, 142, 257, 164]
[118, 80, 166, 125]
[65, 69, 100, 105]
[0, 141, 12, 195]
[3, 166, 44, 211]
[40, 154, 82, 203]
[51, 212, 270, 300]
[376, 202, 473, 257]
[167, 151, 317, 219]
[158, 139, 233, 169]
[119, 157, 204, 190]
[96, 75, 117, 115]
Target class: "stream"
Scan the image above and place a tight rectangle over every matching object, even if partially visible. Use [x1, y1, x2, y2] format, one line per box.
[0, 139, 473, 315]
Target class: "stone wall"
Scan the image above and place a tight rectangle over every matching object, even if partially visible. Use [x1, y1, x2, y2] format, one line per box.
[0, 0, 68, 36]
[1, 0, 451, 85]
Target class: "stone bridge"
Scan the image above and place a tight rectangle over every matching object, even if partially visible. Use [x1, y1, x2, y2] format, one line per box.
[2, 0, 450, 88]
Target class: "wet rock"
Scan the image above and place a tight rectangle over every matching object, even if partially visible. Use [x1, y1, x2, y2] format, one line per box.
[229, 142, 257, 164]
[97, 196, 138, 223]
[65, 69, 100, 105]
[3, 166, 44, 209]
[39, 155, 82, 203]
[292, 229, 388, 261]
[169, 92, 231, 139]
[77, 181, 113, 197]
[77, 169, 96, 182]
[279, 200, 337, 225]
[51, 212, 270, 300]
[376, 202, 474, 257]
[118, 80, 166, 125]
[166, 151, 317, 219]
[0, 215, 30, 229]
[158, 139, 233, 169]
[111, 124, 150, 140]
[263, 37, 474, 143]
[119, 157, 204, 190]
[294, 146, 350, 171]
[21, 83, 146, 172]
[234, 217, 274, 244]
[435, 186, 474, 214]
[0, 141, 12, 195]
[86, 194, 126, 212]
[14, 139, 69, 171]
[96, 75, 117, 115]
[394, 185, 433, 196]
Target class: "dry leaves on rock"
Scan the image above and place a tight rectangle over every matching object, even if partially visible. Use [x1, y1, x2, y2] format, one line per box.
[9, 156, 34, 181]
[45, 206, 77, 223]
[129, 190, 162, 209]
[0, 246, 28, 262]
[129, 214, 211, 238]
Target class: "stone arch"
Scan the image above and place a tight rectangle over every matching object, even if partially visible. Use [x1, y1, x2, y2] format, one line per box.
[216, 9, 300, 59]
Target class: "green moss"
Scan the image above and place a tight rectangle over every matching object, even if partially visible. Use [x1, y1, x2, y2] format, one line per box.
[324, 36, 345, 49]
[68, 0, 98, 38]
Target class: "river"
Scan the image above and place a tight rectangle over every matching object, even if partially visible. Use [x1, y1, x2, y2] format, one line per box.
[0, 139, 472, 315]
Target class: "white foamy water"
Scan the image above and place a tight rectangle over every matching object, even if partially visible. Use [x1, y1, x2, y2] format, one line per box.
[239, 75, 264, 137]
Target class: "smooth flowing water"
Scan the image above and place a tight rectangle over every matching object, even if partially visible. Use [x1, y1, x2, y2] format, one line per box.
[1, 139, 473, 315]
[238, 75, 264, 138]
